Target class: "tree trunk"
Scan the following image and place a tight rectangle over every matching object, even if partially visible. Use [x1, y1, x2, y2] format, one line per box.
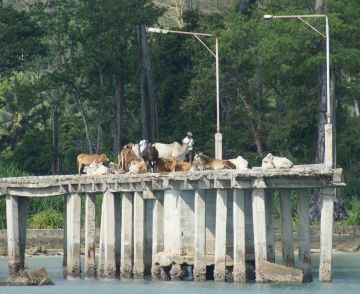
[96, 69, 105, 153]
[113, 74, 124, 153]
[71, 83, 94, 153]
[137, 24, 159, 141]
[51, 102, 60, 175]
[236, 0, 256, 15]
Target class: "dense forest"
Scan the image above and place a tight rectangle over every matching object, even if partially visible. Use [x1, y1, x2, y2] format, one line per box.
[1, 0, 360, 227]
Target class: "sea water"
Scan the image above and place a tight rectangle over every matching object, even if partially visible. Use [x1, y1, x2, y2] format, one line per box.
[0, 253, 359, 294]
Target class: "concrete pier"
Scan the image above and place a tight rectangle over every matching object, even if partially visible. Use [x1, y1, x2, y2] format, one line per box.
[84, 193, 96, 277]
[280, 189, 294, 267]
[319, 187, 335, 282]
[121, 192, 133, 278]
[0, 167, 344, 283]
[193, 189, 206, 281]
[133, 191, 145, 279]
[98, 191, 116, 278]
[233, 189, 246, 282]
[296, 189, 312, 282]
[214, 189, 227, 281]
[66, 193, 81, 277]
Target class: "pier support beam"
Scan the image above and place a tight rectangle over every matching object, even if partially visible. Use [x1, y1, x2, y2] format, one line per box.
[265, 190, 275, 263]
[98, 191, 116, 278]
[280, 189, 294, 267]
[66, 193, 81, 277]
[233, 189, 246, 282]
[133, 192, 145, 279]
[193, 189, 206, 281]
[84, 193, 96, 277]
[6, 196, 28, 275]
[296, 189, 312, 282]
[214, 189, 227, 282]
[319, 187, 335, 282]
[121, 192, 133, 278]
[151, 192, 164, 279]
[252, 179, 267, 282]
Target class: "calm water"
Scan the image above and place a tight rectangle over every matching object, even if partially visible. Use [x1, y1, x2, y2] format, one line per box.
[0, 253, 359, 294]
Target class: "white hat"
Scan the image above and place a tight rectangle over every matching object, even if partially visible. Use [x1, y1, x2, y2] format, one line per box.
[187, 132, 193, 137]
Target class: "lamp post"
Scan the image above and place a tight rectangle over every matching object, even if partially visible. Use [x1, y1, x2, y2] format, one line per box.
[264, 14, 332, 167]
[146, 27, 222, 159]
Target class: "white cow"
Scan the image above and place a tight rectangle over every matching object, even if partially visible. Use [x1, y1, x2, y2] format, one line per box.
[153, 142, 188, 161]
[228, 156, 249, 169]
[83, 162, 108, 175]
[262, 153, 293, 169]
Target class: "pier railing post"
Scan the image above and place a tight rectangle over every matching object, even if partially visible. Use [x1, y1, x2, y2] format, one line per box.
[296, 189, 312, 282]
[280, 189, 294, 267]
[233, 189, 246, 282]
[319, 187, 335, 282]
[214, 189, 227, 282]
[194, 189, 206, 281]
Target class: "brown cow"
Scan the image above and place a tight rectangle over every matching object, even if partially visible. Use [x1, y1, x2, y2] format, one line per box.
[155, 158, 176, 173]
[193, 153, 236, 170]
[174, 160, 192, 172]
[118, 146, 139, 172]
[128, 159, 147, 174]
[77, 153, 109, 174]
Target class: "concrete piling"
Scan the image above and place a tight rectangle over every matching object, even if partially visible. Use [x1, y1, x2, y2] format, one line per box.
[214, 189, 227, 282]
[280, 189, 294, 268]
[66, 193, 81, 277]
[265, 190, 275, 263]
[296, 189, 312, 282]
[233, 189, 246, 282]
[133, 191, 145, 279]
[319, 187, 335, 282]
[121, 192, 133, 278]
[84, 193, 96, 277]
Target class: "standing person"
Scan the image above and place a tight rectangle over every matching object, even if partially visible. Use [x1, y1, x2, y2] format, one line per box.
[182, 131, 194, 163]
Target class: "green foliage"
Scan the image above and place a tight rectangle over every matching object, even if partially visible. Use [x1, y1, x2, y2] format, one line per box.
[28, 208, 64, 229]
[344, 199, 360, 226]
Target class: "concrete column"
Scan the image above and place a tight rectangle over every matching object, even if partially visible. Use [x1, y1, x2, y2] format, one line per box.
[98, 191, 116, 278]
[265, 190, 275, 263]
[66, 193, 81, 277]
[233, 189, 246, 282]
[319, 187, 335, 282]
[121, 192, 133, 278]
[215, 132, 223, 159]
[152, 192, 164, 256]
[280, 189, 294, 267]
[193, 189, 206, 281]
[214, 189, 227, 281]
[63, 195, 67, 268]
[252, 179, 267, 281]
[296, 189, 312, 282]
[133, 192, 145, 279]
[164, 190, 181, 255]
[114, 194, 121, 276]
[6, 196, 20, 275]
[324, 123, 333, 167]
[84, 193, 96, 277]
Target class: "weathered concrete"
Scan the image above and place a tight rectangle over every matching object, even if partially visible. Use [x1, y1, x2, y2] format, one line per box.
[324, 123, 333, 167]
[296, 189, 312, 282]
[252, 179, 268, 282]
[133, 191, 145, 279]
[151, 192, 164, 279]
[98, 191, 116, 278]
[164, 190, 181, 255]
[6, 196, 21, 275]
[280, 189, 294, 267]
[66, 193, 81, 277]
[265, 190, 275, 263]
[84, 193, 96, 277]
[233, 189, 246, 282]
[319, 187, 335, 282]
[193, 189, 206, 281]
[63, 195, 67, 268]
[121, 192, 133, 278]
[215, 132, 223, 159]
[257, 261, 303, 283]
[214, 189, 227, 281]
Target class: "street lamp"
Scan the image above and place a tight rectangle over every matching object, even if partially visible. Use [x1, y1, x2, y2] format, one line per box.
[146, 27, 223, 159]
[264, 14, 333, 167]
